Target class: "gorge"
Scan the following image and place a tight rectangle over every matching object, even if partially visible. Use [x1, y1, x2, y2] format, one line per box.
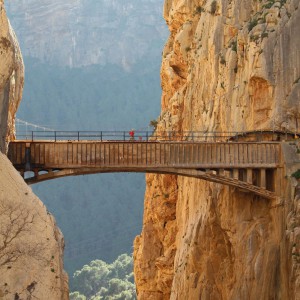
[6, 0, 168, 280]
[1, 0, 300, 299]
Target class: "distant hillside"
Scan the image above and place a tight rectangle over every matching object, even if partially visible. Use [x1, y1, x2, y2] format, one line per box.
[17, 56, 162, 130]
[6, 0, 167, 69]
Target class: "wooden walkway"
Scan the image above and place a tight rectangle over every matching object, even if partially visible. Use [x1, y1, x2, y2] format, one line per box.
[8, 140, 283, 199]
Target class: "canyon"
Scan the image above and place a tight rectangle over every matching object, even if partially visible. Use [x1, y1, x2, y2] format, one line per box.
[6, 0, 168, 278]
[1, 0, 300, 299]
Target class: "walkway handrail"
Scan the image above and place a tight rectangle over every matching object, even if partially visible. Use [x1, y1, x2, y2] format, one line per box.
[14, 130, 299, 142]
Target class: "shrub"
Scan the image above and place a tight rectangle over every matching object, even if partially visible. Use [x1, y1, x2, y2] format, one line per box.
[231, 40, 237, 52]
[250, 34, 259, 42]
[195, 6, 204, 14]
[292, 170, 300, 179]
[248, 18, 258, 32]
[210, 1, 218, 15]
[263, 1, 275, 9]
[220, 55, 226, 65]
[149, 119, 158, 129]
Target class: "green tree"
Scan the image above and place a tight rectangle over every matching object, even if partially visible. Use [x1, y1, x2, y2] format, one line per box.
[110, 254, 134, 281]
[73, 260, 111, 297]
[149, 119, 158, 130]
[96, 278, 135, 299]
[70, 291, 86, 300]
[71, 254, 136, 300]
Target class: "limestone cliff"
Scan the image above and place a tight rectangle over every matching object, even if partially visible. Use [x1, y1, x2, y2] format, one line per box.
[134, 0, 300, 299]
[0, 153, 69, 299]
[0, 1, 68, 298]
[0, 0, 23, 152]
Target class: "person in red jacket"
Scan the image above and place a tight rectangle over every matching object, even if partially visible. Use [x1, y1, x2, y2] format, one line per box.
[129, 129, 135, 140]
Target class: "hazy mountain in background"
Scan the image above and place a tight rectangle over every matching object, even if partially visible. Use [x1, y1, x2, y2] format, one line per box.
[6, 0, 168, 283]
[6, 0, 167, 69]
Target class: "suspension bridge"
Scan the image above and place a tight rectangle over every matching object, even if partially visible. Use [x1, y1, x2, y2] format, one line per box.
[7, 127, 292, 199]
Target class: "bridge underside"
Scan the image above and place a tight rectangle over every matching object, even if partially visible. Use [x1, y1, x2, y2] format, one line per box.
[22, 166, 278, 199]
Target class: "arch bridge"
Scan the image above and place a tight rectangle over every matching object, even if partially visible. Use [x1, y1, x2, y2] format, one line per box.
[7, 130, 288, 199]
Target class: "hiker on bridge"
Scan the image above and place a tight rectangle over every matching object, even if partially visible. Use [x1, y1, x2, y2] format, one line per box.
[129, 129, 135, 141]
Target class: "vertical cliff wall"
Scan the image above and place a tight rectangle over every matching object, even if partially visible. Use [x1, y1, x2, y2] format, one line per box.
[134, 0, 300, 299]
[0, 0, 23, 152]
[0, 153, 69, 299]
[0, 1, 68, 298]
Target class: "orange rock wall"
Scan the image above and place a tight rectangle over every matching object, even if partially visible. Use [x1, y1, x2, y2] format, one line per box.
[134, 0, 300, 299]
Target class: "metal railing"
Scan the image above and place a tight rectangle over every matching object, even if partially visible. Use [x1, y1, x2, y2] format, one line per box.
[14, 129, 299, 142]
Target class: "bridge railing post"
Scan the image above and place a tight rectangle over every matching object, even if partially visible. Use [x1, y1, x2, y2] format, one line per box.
[123, 131, 125, 141]
[78, 131, 80, 141]
[54, 131, 57, 142]
[31, 131, 34, 141]
[100, 131, 103, 141]
[146, 131, 148, 141]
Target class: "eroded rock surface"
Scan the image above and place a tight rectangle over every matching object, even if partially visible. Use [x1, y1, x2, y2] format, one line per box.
[0, 153, 69, 299]
[0, 0, 23, 152]
[134, 0, 300, 299]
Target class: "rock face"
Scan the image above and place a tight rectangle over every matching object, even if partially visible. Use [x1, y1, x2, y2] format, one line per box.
[0, 153, 69, 299]
[6, 0, 168, 70]
[0, 0, 23, 152]
[0, 2, 68, 298]
[134, 0, 300, 299]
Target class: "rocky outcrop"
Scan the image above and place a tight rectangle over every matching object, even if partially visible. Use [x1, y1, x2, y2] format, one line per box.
[0, 2, 68, 298]
[0, 153, 69, 299]
[0, 0, 23, 152]
[6, 0, 168, 70]
[134, 0, 300, 299]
